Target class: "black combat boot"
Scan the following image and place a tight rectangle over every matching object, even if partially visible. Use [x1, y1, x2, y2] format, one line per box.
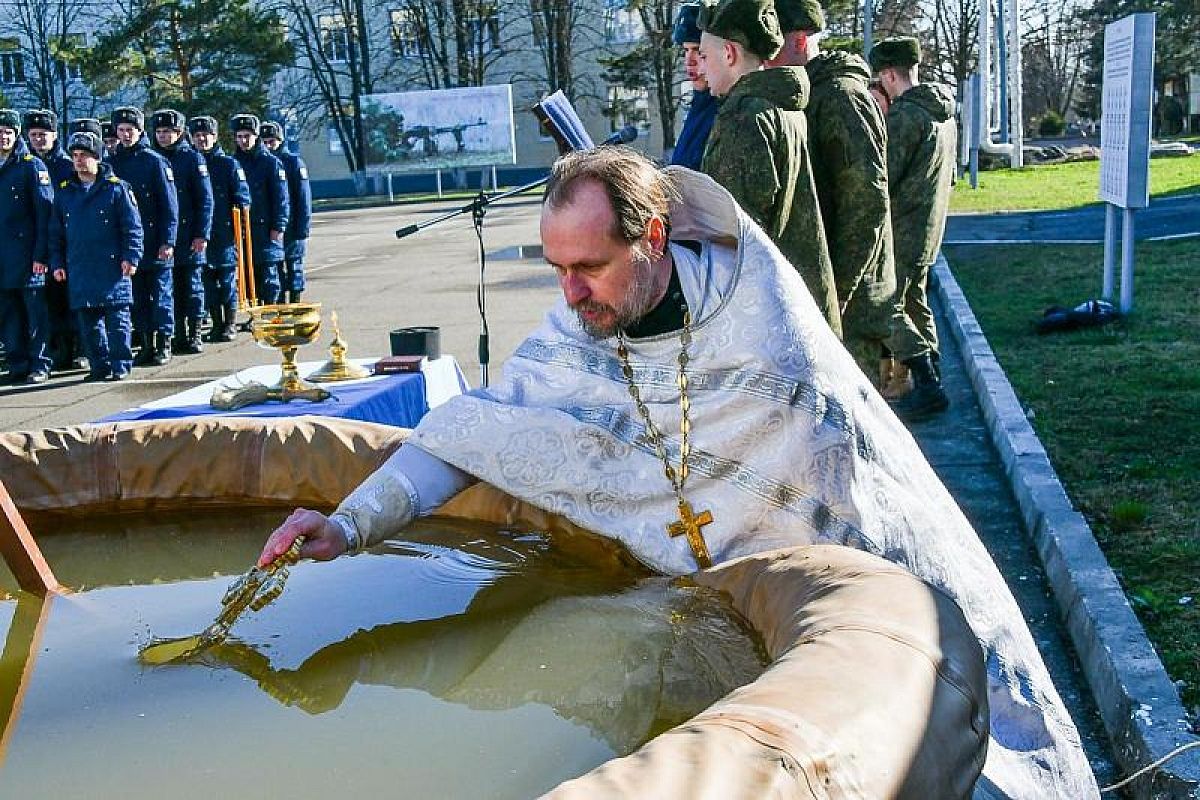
[889, 353, 948, 421]
[133, 331, 155, 367]
[152, 331, 172, 366]
[288, 291, 302, 304]
[216, 303, 238, 342]
[203, 306, 222, 343]
[176, 316, 202, 352]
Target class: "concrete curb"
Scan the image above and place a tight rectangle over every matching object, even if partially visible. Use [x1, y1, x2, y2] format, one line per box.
[933, 253, 1200, 799]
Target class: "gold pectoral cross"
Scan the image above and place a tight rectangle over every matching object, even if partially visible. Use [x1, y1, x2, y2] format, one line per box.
[667, 500, 714, 569]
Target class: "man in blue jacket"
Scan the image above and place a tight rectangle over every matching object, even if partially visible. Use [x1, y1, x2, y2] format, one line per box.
[48, 132, 144, 382]
[26, 108, 83, 373]
[109, 105, 179, 366]
[0, 108, 54, 385]
[231, 114, 288, 305]
[152, 108, 214, 354]
[188, 115, 250, 342]
[261, 121, 311, 304]
[669, 3, 717, 171]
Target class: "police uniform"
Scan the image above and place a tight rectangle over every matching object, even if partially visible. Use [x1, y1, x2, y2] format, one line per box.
[151, 109, 214, 354]
[25, 109, 80, 373]
[262, 122, 311, 303]
[188, 115, 249, 341]
[231, 114, 288, 305]
[109, 106, 180, 366]
[48, 134, 144, 381]
[0, 110, 54, 384]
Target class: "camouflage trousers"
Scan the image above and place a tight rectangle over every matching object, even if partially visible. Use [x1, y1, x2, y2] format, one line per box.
[887, 258, 938, 362]
[842, 275, 895, 387]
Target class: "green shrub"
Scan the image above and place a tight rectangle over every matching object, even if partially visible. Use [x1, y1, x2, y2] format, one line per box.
[1038, 111, 1066, 136]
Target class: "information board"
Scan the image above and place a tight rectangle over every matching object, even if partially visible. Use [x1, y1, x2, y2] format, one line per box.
[1099, 13, 1155, 208]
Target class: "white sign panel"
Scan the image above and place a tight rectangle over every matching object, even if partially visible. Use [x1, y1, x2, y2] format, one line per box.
[361, 85, 517, 173]
[1099, 13, 1155, 208]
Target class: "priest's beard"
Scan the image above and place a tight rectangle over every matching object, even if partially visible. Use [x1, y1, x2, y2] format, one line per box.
[573, 247, 659, 340]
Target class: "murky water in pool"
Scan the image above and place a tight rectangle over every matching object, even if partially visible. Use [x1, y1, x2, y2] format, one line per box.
[0, 510, 766, 798]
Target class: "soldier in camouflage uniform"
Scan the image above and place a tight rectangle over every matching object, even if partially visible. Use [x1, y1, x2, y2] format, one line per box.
[698, 0, 841, 337]
[768, 0, 896, 385]
[870, 37, 958, 420]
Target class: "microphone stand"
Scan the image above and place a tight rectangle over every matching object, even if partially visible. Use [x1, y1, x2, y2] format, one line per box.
[395, 174, 550, 388]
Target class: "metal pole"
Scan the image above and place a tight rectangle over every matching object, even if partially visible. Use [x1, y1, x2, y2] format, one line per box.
[387, 173, 394, 203]
[436, 169, 443, 198]
[1102, 203, 1118, 301]
[997, 0, 1009, 144]
[1120, 208, 1136, 313]
[1008, 0, 1024, 167]
[862, 0, 874, 57]
[491, 165, 498, 191]
[970, 74, 981, 189]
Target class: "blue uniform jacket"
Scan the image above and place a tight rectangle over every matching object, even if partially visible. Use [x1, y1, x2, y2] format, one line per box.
[670, 89, 719, 172]
[275, 148, 311, 252]
[49, 163, 144, 309]
[109, 135, 179, 267]
[201, 145, 250, 267]
[34, 143, 75, 187]
[0, 139, 53, 289]
[233, 142, 289, 262]
[154, 137, 213, 248]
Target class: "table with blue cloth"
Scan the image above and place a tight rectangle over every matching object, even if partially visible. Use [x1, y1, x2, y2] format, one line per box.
[99, 357, 469, 428]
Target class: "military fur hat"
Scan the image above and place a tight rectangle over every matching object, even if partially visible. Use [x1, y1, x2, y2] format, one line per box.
[0, 108, 20, 132]
[231, 114, 260, 134]
[773, 0, 825, 32]
[151, 108, 186, 131]
[187, 116, 217, 135]
[67, 131, 103, 159]
[69, 118, 103, 137]
[869, 36, 922, 71]
[112, 106, 145, 130]
[23, 109, 58, 132]
[698, 0, 783, 61]
[260, 121, 283, 140]
[102, 121, 117, 139]
[672, 3, 702, 45]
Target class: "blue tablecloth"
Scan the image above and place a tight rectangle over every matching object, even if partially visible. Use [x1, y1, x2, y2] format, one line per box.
[98, 357, 469, 428]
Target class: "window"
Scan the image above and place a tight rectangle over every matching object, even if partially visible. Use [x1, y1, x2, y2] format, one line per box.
[52, 33, 86, 81]
[318, 14, 352, 63]
[389, 9, 423, 57]
[607, 86, 650, 135]
[0, 39, 24, 86]
[466, 4, 500, 52]
[604, 1, 642, 43]
[327, 126, 343, 155]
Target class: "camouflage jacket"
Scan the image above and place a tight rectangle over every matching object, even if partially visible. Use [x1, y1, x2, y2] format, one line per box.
[887, 83, 958, 270]
[805, 51, 895, 337]
[702, 66, 841, 337]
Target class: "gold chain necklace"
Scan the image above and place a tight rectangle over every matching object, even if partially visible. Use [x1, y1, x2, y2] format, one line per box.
[616, 311, 714, 568]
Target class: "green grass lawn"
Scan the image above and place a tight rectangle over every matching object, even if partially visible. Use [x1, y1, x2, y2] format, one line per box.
[951, 155, 1200, 214]
[945, 239, 1200, 710]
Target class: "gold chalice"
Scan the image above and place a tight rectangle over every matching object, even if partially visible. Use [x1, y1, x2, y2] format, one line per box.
[249, 303, 326, 394]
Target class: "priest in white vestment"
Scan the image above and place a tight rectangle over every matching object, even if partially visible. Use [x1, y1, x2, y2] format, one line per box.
[260, 148, 1100, 799]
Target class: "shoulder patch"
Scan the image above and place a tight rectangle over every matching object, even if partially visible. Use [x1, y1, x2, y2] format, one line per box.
[59, 180, 69, 189]
[278, 168, 287, 181]
[22, 154, 33, 161]
[198, 163, 209, 177]
[299, 166, 309, 180]
[165, 167, 175, 182]
[108, 176, 121, 183]
[38, 171, 50, 185]
[236, 168, 247, 181]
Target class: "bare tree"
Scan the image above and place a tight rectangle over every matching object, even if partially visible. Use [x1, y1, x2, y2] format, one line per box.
[1021, 0, 1085, 120]
[0, 0, 94, 121]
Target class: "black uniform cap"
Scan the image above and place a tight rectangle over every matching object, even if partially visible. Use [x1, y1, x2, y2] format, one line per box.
[0, 109, 20, 132]
[102, 121, 117, 139]
[672, 3, 702, 45]
[151, 108, 186, 131]
[260, 121, 283, 140]
[230, 114, 260, 134]
[23, 109, 58, 132]
[188, 116, 218, 135]
[112, 106, 145, 130]
[68, 131, 103, 159]
[69, 118, 103, 137]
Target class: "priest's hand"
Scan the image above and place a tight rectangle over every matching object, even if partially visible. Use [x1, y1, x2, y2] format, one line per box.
[258, 507, 346, 567]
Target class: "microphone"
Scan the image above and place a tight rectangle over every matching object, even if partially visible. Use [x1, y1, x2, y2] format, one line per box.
[601, 125, 639, 146]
